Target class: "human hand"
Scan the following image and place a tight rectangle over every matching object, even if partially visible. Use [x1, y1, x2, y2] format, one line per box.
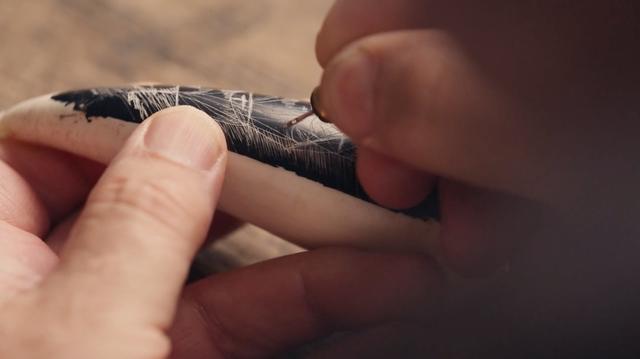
[0, 106, 442, 358]
[316, 0, 640, 274]
[315, 1, 640, 354]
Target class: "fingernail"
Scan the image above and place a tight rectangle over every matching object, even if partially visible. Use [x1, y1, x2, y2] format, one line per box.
[144, 106, 225, 170]
[322, 47, 377, 139]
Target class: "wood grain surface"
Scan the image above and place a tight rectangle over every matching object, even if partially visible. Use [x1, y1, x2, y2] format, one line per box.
[1, 0, 335, 270]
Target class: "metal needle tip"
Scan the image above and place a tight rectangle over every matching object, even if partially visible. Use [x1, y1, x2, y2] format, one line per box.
[286, 110, 314, 128]
[286, 87, 330, 128]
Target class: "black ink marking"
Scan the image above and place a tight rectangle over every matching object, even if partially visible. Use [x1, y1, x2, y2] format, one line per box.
[52, 85, 439, 219]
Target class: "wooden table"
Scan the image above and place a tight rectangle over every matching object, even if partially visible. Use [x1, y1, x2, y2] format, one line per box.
[1, 0, 334, 270]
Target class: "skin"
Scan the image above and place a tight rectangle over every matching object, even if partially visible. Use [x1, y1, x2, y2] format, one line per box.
[316, 0, 640, 355]
[1, 1, 638, 357]
[0, 107, 442, 358]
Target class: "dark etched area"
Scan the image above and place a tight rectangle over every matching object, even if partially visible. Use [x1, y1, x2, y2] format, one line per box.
[54, 90, 140, 122]
[53, 85, 439, 219]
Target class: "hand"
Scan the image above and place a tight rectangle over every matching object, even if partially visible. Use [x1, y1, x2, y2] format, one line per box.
[0, 106, 442, 358]
[316, 0, 639, 270]
[315, 0, 640, 354]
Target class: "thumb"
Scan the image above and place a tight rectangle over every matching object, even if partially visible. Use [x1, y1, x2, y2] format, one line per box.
[319, 30, 536, 197]
[44, 106, 227, 331]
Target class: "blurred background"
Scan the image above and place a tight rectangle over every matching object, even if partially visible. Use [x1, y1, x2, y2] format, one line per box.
[1, 0, 335, 270]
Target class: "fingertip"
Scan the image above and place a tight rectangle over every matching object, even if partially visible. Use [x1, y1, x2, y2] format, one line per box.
[158, 106, 227, 147]
[315, 0, 430, 67]
[320, 30, 515, 192]
[320, 43, 379, 141]
[141, 105, 227, 172]
[315, 14, 333, 68]
[315, 0, 353, 68]
[0, 140, 105, 229]
[356, 148, 435, 210]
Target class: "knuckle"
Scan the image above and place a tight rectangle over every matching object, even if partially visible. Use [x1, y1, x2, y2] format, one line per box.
[182, 294, 239, 357]
[98, 176, 182, 214]
[89, 174, 208, 233]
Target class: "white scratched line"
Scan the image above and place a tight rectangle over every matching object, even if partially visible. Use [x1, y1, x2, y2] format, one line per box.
[247, 93, 254, 122]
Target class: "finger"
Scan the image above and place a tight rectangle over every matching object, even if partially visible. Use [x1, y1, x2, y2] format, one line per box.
[45, 106, 228, 328]
[169, 248, 442, 358]
[319, 30, 540, 198]
[316, 0, 430, 66]
[0, 140, 104, 233]
[0, 158, 49, 235]
[45, 211, 240, 257]
[0, 141, 98, 300]
[0, 221, 57, 302]
[356, 147, 435, 209]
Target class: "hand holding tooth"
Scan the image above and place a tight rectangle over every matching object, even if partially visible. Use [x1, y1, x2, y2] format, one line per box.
[0, 86, 441, 257]
[0, 107, 444, 358]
